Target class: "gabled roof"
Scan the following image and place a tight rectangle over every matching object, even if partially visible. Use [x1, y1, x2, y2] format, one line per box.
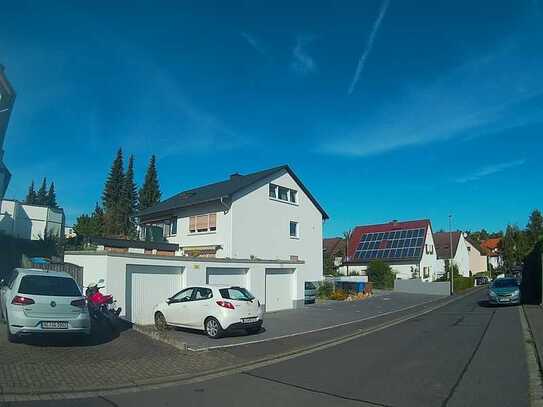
[346, 219, 431, 263]
[481, 238, 502, 254]
[323, 237, 345, 255]
[433, 231, 461, 259]
[138, 165, 328, 220]
[464, 235, 485, 255]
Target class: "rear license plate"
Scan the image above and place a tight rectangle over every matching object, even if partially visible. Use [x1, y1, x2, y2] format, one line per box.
[242, 317, 257, 324]
[42, 321, 68, 329]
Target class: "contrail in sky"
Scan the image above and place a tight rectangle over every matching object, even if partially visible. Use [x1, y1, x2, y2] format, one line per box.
[348, 0, 390, 95]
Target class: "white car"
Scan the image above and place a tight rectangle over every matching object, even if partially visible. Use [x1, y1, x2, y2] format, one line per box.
[153, 285, 263, 338]
[0, 268, 91, 343]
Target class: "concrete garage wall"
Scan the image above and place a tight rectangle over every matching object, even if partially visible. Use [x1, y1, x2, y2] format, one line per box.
[394, 278, 450, 296]
[65, 251, 304, 323]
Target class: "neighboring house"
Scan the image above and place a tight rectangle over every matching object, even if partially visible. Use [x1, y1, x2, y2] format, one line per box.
[433, 232, 471, 278]
[464, 235, 488, 275]
[90, 237, 179, 256]
[0, 65, 15, 200]
[0, 199, 65, 240]
[64, 225, 77, 239]
[343, 219, 440, 281]
[481, 238, 503, 270]
[323, 237, 346, 270]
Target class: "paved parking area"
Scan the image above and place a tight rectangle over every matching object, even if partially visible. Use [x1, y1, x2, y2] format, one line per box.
[160, 291, 444, 350]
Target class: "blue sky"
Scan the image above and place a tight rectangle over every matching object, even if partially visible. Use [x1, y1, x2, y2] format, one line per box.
[1, 0, 542, 237]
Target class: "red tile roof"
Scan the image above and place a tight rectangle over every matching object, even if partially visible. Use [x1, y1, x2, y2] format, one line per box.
[323, 237, 345, 255]
[481, 238, 502, 253]
[347, 219, 431, 259]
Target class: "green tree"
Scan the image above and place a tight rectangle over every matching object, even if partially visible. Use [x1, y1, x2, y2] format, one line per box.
[36, 177, 48, 205]
[502, 224, 530, 271]
[122, 154, 138, 237]
[527, 209, 543, 245]
[139, 154, 161, 211]
[102, 149, 125, 236]
[73, 203, 105, 238]
[46, 181, 58, 209]
[24, 180, 37, 204]
[367, 260, 395, 289]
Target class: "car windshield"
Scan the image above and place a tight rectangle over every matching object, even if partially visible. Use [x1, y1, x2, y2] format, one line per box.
[18, 275, 82, 297]
[219, 287, 255, 301]
[492, 279, 518, 288]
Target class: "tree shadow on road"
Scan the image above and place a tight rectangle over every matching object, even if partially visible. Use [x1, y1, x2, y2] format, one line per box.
[477, 299, 521, 308]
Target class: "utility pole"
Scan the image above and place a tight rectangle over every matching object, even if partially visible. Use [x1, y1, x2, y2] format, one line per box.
[449, 214, 454, 295]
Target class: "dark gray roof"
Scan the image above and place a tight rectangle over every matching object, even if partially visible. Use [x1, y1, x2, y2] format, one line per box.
[91, 237, 179, 252]
[138, 165, 329, 220]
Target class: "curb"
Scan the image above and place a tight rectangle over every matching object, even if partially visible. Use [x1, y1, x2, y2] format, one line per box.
[0, 287, 483, 402]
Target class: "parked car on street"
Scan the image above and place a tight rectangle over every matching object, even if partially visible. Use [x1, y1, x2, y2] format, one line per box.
[304, 281, 317, 304]
[488, 277, 521, 305]
[0, 268, 91, 342]
[153, 285, 263, 338]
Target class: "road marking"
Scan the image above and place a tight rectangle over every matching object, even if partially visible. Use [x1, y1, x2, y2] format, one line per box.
[188, 295, 450, 351]
[520, 306, 543, 407]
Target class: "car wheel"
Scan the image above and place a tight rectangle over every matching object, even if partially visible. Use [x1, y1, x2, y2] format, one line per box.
[246, 327, 261, 335]
[154, 312, 168, 331]
[205, 317, 223, 339]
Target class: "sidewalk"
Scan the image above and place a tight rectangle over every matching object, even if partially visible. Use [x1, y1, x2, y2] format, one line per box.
[523, 304, 543, 365]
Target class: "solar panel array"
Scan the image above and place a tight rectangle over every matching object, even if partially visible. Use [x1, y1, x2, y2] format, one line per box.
[354, 228, 426, 261]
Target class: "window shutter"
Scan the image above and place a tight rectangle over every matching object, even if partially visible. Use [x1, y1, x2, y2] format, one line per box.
[189, 216, 196, 231]
[196, 215, 208, 230]
[209, 213, 217, 228]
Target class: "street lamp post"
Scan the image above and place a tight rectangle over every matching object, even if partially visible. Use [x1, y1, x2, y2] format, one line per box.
[449, 214, 454, 295]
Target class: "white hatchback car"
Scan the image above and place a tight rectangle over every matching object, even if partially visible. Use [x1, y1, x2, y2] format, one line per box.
[0, 268, 91, 342]
[153, 285, 263, 338]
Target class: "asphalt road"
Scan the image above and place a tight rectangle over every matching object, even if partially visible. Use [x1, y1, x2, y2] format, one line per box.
[7, 289, 529, 407]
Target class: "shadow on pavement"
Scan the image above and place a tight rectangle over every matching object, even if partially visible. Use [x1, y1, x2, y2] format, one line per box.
[171, 325, 267, 339]
[477, 299, 521, 308]
[18, 318, 132, 347]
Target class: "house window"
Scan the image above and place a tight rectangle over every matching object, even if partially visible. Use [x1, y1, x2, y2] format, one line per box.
[467, 246, 471, 252]
[278, 186, 289, 201]
[189, 213, 217, 233]
[423, 267, 430, 278]
[269, 183, 298, 204]
[425, 244, 434, 254]
[290, 221, 299, 238]
[269, 184, 277, 198]
[170, 217, 177, 235]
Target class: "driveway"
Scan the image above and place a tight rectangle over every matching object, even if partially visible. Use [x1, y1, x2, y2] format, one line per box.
[154, 291, 444, 350]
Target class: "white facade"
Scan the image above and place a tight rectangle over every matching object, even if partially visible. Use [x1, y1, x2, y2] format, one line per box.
[65, 251, 306, 322]
[64, 226, 77, 239]
[464, 237, 488, 275]
[144, 168, 324, 286]
[0, 200, 64, 240]
[453, 234, 471, 277]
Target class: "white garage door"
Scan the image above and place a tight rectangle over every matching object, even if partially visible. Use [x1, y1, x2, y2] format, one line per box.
[265, 269, 294, 312]
[206, 267, 248, 287]
[131, 270, 183, 325]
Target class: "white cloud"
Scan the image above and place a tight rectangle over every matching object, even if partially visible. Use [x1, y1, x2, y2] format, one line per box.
[241, 32, 268, 58]
[454, 159, 526, 183]
[291, 36, 316, 75]
[348, 0, 390, 95]
[320, 29, 543, 157]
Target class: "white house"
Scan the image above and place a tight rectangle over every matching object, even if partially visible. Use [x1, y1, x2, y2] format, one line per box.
[0, 65, 15, 201]
[64, 225, 77, 239]
[0, 199, 65, 240]
[66, 165, 328, 320]
[464, 235, 488, 275]
[342, 219, 441, 281]
[433, 232, 471, 277]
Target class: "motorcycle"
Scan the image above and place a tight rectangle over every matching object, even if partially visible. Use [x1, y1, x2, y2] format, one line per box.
[85, 279, 122, 329]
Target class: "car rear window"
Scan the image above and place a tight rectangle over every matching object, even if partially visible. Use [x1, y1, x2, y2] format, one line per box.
[219, 287, 254, 301]
[18, 275, 82, 297]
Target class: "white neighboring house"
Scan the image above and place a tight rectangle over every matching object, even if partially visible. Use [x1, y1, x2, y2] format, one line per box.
[0, 65, 15, 201]
[64, 225, 76, 239]
[342, 219, 441, 281]
[433, 231, 471, 278]
[464, 235, 488, 275]
[0, 199, 65, 240]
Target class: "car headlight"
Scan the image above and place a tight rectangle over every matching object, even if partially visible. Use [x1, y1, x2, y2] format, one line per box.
[512, 289, 520, 297]
[489, 291, 497, 297]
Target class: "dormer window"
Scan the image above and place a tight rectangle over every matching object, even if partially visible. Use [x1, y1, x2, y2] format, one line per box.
[269, 183, 298, 204]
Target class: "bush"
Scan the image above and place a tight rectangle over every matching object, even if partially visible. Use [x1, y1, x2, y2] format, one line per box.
[367, 260, 395, 289]
[454, 276, 475, 293]
[329, 289, 349, 301]
[317, 281, 334, 299]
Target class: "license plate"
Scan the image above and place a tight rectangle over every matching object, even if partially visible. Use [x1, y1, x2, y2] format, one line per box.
[242, 317, 257, 324]
[499, 298, 510, 303]
[42, 321, 68, 329]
